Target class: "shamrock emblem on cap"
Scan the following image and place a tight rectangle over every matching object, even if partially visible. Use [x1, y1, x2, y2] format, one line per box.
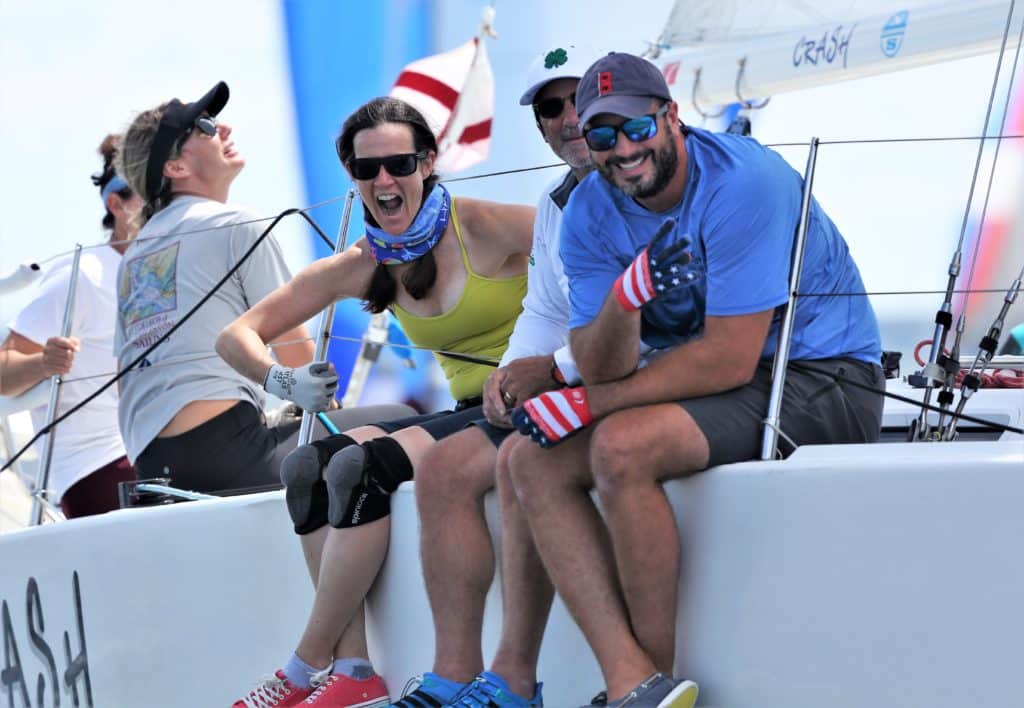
[544, 48, 568, 69]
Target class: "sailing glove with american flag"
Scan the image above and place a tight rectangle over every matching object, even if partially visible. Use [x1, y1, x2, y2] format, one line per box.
[614, 218, 694, 311]
[513, 387, 593, 448]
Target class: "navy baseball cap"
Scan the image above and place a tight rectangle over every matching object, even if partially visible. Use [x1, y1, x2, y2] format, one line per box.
[145, 81, 229, 200]
[576, 52, 672, 127]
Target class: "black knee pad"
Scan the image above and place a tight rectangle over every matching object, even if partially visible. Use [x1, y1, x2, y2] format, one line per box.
[362, 436, 415, 494]
[326, 436, 414, 528]
[280, 433, 355, 534]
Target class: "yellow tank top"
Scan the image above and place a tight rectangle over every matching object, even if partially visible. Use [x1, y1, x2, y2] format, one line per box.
[391, 201, 527, 402]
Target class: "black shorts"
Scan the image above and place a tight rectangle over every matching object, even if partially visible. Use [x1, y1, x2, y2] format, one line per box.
[681, 357, 884, 468]
[467, 417, 515, 448]
[371, 404, 510, 447]
[134, 402, 412, 494]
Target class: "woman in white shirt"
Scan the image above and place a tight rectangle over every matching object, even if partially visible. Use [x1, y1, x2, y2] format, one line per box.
[0, 135, 140, 518]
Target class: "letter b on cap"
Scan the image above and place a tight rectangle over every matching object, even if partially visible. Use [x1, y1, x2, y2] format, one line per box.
[598, 71, 613, 96]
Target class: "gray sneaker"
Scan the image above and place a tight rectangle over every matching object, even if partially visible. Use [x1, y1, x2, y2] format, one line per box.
[588, 674, 698, 708]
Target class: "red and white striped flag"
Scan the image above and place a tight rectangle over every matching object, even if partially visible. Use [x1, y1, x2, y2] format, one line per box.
[391, 37, 494, 175]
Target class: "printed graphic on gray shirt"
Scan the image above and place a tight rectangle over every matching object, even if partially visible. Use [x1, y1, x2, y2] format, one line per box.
[119, 242, 179, 347]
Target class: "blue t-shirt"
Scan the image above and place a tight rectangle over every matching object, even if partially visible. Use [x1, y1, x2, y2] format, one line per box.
[560, 126, 881, 364]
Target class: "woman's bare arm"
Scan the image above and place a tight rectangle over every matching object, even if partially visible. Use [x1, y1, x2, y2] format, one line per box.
[457, 198, 536, 260]
[216, 242, 375, 383]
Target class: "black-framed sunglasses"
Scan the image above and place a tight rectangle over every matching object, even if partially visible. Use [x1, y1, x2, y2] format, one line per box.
[583, 104, 670, 151]
[533, 92, 576, 120]
[348, 151, 428, 181]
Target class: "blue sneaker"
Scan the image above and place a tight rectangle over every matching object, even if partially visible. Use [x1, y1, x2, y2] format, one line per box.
[390, 672, 467, 707]
[447, 671, 542, 707]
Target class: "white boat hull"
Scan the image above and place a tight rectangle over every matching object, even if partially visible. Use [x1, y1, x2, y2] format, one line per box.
[1, 387, 1022, 707]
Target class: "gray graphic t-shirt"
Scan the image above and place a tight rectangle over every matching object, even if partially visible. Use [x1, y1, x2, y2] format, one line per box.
[114, 196, 292, 461]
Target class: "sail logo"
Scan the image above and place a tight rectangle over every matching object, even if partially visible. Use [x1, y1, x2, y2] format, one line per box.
[792, 25, 856, 69]
[880, 11, 909, 58]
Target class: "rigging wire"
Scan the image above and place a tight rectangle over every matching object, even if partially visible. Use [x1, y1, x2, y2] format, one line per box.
[962, 13, 1024, 308]
[935, 4, 1024, 435]
[910, 0, 1020, 440]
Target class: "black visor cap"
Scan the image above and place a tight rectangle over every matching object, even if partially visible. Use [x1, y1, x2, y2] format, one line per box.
[144, 81, 230, 199]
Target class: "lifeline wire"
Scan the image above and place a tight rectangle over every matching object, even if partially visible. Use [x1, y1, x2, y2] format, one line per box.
[20, 132, 1024, 269]
[29, 197, 344, 268]
[788, 361, 1023, 435]
[797, 287, 1018, 297]
[57, 337, 314, 385]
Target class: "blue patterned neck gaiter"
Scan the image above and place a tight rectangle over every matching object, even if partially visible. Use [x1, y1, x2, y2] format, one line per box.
[365, 185, 451, 265]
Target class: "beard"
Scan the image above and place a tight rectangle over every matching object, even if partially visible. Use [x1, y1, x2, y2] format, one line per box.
[597, 138, 679, 200]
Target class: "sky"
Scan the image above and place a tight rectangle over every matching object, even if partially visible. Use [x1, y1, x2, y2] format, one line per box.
[1, 0, 1021, 366]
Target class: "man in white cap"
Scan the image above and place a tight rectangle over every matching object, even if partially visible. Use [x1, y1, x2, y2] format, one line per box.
[389, 45, 597, 708]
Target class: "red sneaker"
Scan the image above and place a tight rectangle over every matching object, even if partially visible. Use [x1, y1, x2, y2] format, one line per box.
[302, 673, 389, 707]
[232, 669, 320, 707]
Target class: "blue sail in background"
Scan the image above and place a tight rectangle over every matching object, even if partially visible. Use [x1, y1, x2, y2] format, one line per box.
[281, 0, 434, 401]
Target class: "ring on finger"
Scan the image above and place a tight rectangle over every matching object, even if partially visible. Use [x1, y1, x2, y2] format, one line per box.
[502, 390, 514, 405]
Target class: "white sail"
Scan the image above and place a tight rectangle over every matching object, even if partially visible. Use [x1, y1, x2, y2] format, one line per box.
[652, 0, 1019, 108]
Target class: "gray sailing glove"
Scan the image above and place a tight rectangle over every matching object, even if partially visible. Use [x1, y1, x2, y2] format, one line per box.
[263, 361, 338, 412]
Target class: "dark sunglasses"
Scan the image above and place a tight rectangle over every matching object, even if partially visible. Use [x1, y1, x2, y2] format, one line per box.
[348, 151, 428, 181]
[176, 115, 218, 152]
[194, 115, 218, 137]
[534, 92, 576, 120]
[583, 104, 670, 151]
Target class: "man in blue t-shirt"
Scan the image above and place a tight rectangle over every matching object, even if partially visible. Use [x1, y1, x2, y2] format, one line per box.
[508, 52, 884, 705]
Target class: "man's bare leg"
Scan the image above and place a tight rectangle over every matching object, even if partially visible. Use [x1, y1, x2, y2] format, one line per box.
[487, 435, 556, 699]
[416, 426, 499, 681]
[508, 430, 654, 699]
[589, 404, 709, 676]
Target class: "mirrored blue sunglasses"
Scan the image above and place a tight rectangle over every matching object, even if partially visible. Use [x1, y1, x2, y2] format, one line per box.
[583, 104, 670, 151]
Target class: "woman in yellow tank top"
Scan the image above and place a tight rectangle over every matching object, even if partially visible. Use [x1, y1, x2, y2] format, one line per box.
[217, 97, 532, 702]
